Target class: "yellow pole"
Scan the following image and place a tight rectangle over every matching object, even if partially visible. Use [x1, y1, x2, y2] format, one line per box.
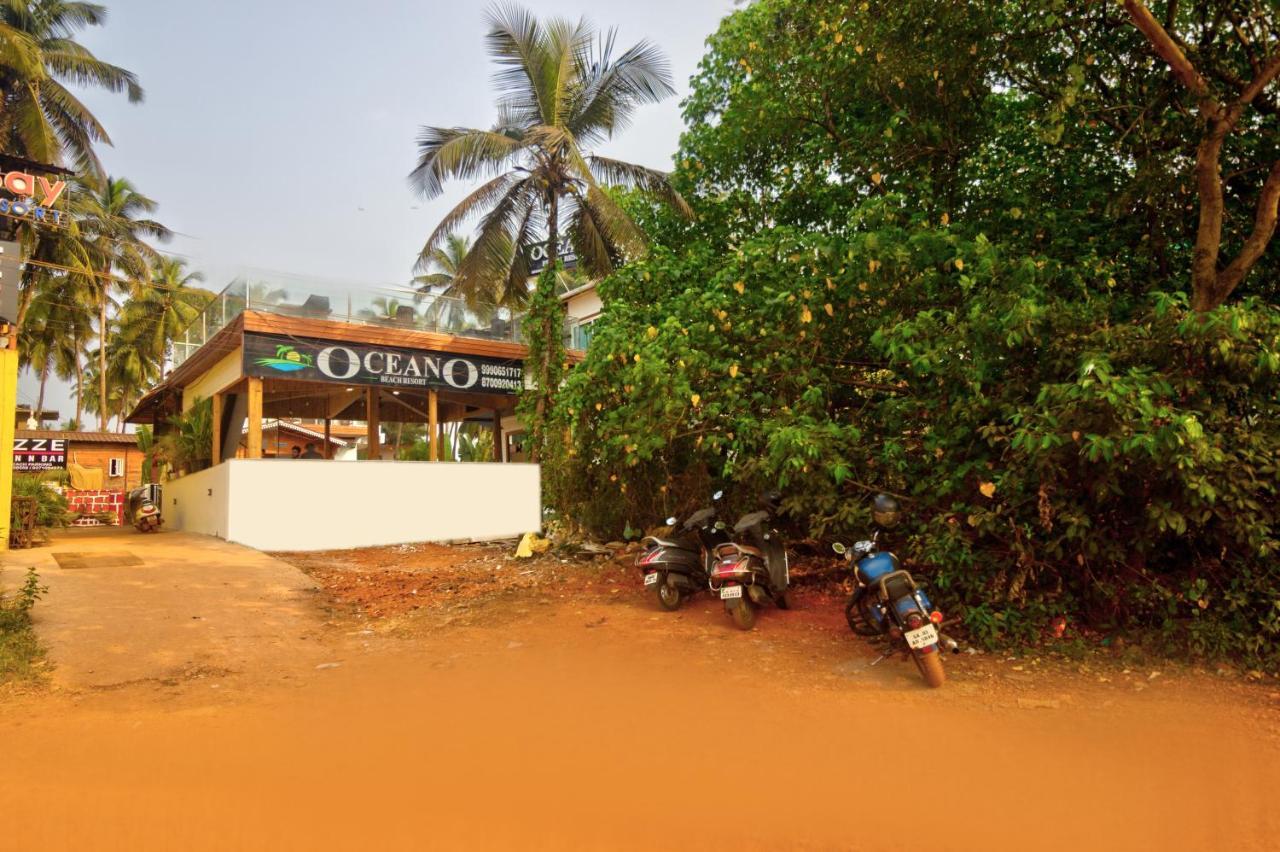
[0, 340, 18, 552]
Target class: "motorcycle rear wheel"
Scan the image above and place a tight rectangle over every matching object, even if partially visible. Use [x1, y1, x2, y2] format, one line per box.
[727, 597, 757, 630]
[912, 648, 946, 688]
[655, 575, 683, 611]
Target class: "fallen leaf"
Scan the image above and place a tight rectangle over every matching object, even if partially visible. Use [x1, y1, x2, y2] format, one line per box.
[979, 481, 996, 498]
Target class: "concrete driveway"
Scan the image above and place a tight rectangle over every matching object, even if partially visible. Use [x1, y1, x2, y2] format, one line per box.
[1, 527, 332, 689]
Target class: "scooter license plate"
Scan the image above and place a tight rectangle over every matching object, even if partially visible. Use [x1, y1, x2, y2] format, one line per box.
[644, 572, 659, 587]
[905, 624, 939, 650]
[719, 585, 743, 600]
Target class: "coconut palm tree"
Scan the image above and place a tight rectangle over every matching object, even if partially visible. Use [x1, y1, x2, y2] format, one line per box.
[18, 255, 94, 422]
[0, 0, 143, 181]
[78, 176, 170, 429]
[115, 256, 212, 379]
[408, 4, 689, 407]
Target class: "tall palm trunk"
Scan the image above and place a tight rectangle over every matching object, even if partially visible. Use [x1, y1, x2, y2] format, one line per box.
[73, 344, 84, 430]
[98, 280, 109, 430]
[531, 192, 559, 463]
[36, 360, 49, 424]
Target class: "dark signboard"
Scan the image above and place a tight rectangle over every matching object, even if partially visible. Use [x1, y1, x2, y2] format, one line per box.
[13, 437, 67, 472]
[243, 333, 524, 396]
[526, 237, 578, 275]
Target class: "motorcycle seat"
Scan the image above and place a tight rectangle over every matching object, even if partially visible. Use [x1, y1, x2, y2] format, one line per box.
[714, 542, 763, 559]
[643, 536, 697, 551]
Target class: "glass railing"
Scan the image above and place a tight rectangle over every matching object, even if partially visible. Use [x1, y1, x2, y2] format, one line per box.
[171, 273, 589, 369]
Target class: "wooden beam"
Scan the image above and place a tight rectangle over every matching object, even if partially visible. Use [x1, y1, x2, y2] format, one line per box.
[211, 392, 224, 464]
[493, 409, 503, 462]
[324, 418, 332, 460]
[246, 377, 263, 459]
[366, 388, 381, 459]
[428, 389, 439, 462]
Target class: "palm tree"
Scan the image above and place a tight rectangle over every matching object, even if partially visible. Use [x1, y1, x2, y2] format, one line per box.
[115, 256, 211, 379]
[79, 176, 170, 429]
[18, 257, 94, 422]
[409, 4, 689, 409]
[0, 0, 143, 181]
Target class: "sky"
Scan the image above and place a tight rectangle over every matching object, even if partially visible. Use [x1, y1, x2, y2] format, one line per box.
[19, 0, 738, 423]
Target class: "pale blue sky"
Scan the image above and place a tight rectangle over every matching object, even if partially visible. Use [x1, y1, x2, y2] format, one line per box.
[20, 0, 737, 421]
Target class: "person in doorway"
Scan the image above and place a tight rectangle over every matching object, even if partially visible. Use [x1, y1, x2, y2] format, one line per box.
[290, 446, 302, 459]
[301, 442, 323, 459]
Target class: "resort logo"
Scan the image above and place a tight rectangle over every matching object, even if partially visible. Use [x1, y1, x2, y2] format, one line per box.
[0, 170, 68, 225]
[255, 344, 314, 373]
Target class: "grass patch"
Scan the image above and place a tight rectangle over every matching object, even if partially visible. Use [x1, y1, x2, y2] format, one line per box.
[0, 568, 47, 685]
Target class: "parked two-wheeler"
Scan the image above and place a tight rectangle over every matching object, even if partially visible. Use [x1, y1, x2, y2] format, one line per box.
[636, 491, 729, 611]
[126, 485, 163, 533]
[834, 494, 955, 688]
[708, 495, 791, 630]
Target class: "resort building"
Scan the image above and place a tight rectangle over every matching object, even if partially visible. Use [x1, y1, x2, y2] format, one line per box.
[126, 273, 594, 551]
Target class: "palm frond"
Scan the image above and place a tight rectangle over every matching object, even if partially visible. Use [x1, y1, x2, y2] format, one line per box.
[409, 126, 524, 198]
[485, 2, 554, 124]
[414, 172, 519, 269]
[587, 155, 692, 218]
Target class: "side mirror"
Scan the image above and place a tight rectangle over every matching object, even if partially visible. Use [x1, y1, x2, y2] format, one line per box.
[832, 542, 847, 555]
[665, 516, 678, 526]
[712, 490, 724, 501]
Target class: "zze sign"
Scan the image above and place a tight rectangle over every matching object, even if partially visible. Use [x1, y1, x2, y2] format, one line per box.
[0, 170, 69, 224]
[13, 437, 67, 472]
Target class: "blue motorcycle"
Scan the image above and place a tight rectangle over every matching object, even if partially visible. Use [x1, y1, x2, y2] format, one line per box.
[833, 494, 954, 688]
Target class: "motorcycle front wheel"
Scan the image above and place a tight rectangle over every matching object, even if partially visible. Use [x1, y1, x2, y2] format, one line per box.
[655, 574, 683, 611]
[727, 597, 757, 630]
[911, 648, 946, 688]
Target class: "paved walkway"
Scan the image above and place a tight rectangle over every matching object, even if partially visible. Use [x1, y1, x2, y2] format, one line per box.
[1, 527, 331, 689]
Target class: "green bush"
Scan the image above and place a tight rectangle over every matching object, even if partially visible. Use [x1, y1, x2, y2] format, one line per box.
[11, 473, 70, 527]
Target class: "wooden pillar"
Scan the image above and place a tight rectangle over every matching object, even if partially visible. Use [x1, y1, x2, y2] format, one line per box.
[211, 392, 224, 464]
[246, 378, 263, 459]
[366, 388, 381, 459]
[323, 418, 332, 460]
[428, 389, 439, 462]
[493, 409, 503, 463]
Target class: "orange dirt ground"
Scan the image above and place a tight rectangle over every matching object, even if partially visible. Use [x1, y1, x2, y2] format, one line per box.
[2, 541, 1277, 851]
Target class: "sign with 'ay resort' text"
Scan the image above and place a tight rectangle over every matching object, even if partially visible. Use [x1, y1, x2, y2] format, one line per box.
[243, 333, 524, 395]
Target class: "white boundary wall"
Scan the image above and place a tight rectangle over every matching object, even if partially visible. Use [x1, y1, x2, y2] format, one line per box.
[164, 460, 540, 551]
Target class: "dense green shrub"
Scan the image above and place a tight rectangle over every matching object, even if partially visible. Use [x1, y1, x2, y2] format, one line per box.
[533, 0, 1280, 668]
[11, 473, 70, 527]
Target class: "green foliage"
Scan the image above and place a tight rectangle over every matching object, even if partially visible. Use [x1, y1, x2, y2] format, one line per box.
[517, 265, 568, 467]
[11, 473, 70, 527]
[0, 568, 47, 684]
[159, 397, 213, 474]
[542, 0, 1280, 669]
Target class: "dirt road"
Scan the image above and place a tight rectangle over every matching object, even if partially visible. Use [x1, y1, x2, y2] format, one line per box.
[2, 541, 1277, 851]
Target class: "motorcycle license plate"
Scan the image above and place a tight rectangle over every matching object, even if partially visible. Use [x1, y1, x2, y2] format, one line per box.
[905, 624, 939, 650]
[644, 572, 659, 586]
[720, 585, 743, 600]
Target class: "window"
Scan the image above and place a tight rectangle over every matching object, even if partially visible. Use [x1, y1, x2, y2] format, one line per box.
[108, 458, 124, 478]
[572, 319, 596, 350]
